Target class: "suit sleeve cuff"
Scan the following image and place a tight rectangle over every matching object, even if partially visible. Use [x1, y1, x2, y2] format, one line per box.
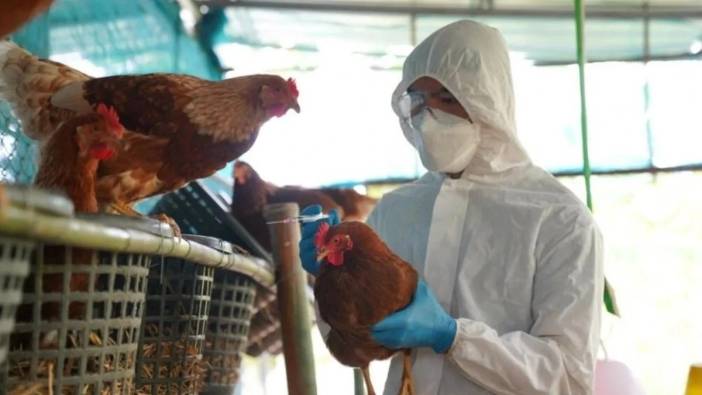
[446, 318, 481, 357]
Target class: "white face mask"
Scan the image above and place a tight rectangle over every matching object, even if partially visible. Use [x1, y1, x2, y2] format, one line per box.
[403, 109, 481, 173]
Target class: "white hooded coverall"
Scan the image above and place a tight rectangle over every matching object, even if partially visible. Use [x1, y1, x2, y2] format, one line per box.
[318, 20, 603, 395]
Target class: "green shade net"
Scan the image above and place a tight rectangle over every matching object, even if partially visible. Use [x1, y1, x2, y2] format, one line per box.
[0, 14, 50, 183]
[219, 7, 702, 65]
[0, 0, 221, 183]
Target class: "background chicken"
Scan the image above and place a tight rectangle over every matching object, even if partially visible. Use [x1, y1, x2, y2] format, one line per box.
[0, 41, 299, 220]
[314, 221, 418, 395]
[231, 160, 377, 250]
[318, 186, 377, 222]
[232, 161, 341, 250]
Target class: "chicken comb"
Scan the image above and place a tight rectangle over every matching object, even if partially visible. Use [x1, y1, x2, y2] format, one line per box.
[314, 222, 330, 250]
[96, 103, 123, 136]
[287, 78, 299, 98]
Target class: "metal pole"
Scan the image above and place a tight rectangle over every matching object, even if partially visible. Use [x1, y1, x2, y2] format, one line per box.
[409, 13, 417, 46]
[263, 203, 317, 395]
[195, 0, 702, 18]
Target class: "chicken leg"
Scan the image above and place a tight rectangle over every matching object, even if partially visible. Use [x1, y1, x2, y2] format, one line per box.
[398, 349, 416, 395]
[361, 355, 415, 395]
[106, 202, 181, 236]
[361, 366, 376, 395]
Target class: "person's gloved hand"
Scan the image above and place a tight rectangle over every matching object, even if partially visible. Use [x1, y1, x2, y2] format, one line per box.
[298, 204, 340, 275]
[371, 280, 457, 353]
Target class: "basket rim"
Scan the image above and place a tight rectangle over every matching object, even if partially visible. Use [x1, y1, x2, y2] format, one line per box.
[3, 184, 74, 218]
[183, 234, 233, 254]
[76, 213, 175, 238]
[0, 204, 274, 287]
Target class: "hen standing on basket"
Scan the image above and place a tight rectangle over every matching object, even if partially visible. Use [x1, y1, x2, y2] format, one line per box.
[34, 104, 124, 213]
[0, 41, 300, 218]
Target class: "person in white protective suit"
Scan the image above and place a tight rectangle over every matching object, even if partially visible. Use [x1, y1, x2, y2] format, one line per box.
[299, 19, 604, 395]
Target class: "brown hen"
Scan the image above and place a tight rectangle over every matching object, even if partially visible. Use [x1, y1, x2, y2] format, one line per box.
[232, 160, 378, 251]
[318, 187, 377, 222]
[314, 221, 417, 395]
[33, 104, 124, 322]
[34, 103, 124, 213]
[0, 42, 299, 218]
[231, 160, 341, 251]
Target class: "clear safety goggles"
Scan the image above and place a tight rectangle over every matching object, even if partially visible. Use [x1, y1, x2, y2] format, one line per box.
[397, 90, 460, 121]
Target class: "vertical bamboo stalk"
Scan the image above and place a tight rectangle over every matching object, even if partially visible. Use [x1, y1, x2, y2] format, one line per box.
[574, 0, 593, 211]
[264, 203, 317, 395]
[573, 0, 618, 316]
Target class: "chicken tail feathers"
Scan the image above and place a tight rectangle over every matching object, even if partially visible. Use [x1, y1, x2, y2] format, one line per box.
[0, 41, 29, 104]
[0, 41, 89, 140]
[0, 41, 48, 139]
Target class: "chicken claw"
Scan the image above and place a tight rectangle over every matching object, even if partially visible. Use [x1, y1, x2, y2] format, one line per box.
[106, 203, 181, 237]
[151, 212, 182, 237]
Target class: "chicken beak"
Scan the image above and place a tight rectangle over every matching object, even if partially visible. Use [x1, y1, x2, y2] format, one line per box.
[291, 99, 300, 113]
[316, 247, 328, 263]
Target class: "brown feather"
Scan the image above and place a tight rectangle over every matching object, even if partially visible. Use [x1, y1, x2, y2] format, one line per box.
[34, 113, 105, 212]
[94, 131, 170, 205]
[320, 187, 378, 221]
[83, 73, 283, 143]
[83, 73, 205, 137]
[0, 43, 88, 139]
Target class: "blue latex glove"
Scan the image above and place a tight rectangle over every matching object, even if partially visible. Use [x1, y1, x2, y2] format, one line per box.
[371, 280, 457, 353]
[298, 204, 340, 275]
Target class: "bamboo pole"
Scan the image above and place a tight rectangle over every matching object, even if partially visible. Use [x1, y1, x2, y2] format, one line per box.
[574, 0, 592, 211]
[354, 369, 366, 395]
[573, 0, 619, 316]
[0, 205, 274, 287]
[264, 203, 317, 395]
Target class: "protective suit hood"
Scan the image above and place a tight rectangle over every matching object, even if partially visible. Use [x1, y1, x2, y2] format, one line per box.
[392, 20, 532, 180]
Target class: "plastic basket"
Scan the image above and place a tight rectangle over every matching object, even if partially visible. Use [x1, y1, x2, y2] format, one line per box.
[0, 236, 34, 364]
[151, 181, 272, 262]
[135, 235, 215, 394]
[1, 215, 153, 394]
[186, 235, 258, 395]
[153, 181, 280, 356]
[2, 246, 151, 394]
